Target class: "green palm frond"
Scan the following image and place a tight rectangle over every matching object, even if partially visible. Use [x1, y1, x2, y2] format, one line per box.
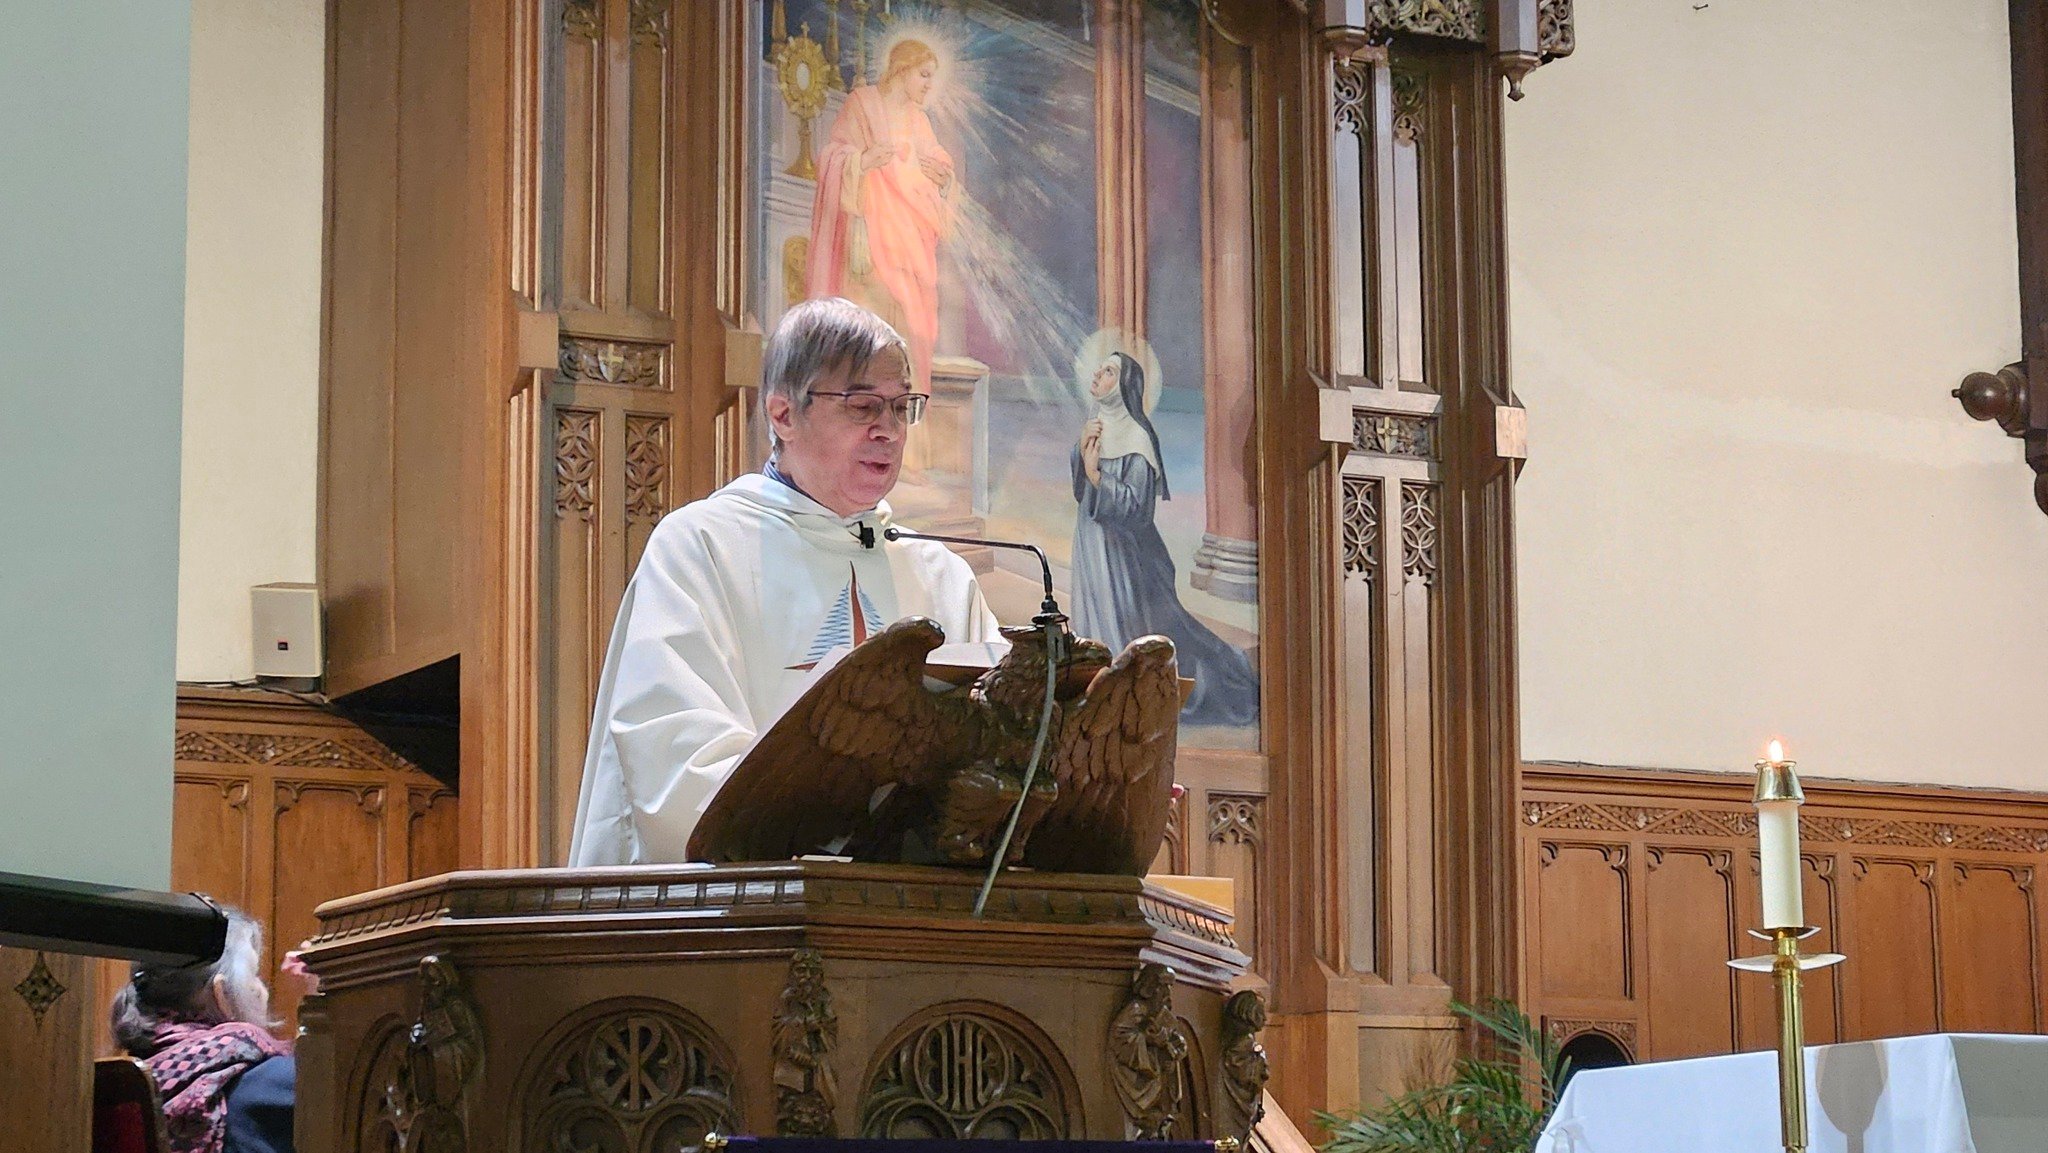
[1316, 999, 1571, 1153]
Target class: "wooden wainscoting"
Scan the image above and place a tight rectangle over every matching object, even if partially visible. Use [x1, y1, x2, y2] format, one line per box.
[1522, 763, 2048, 1063]
[171, 688, 458, 1034]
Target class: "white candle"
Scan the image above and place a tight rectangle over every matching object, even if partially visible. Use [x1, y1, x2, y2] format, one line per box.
[1757, 740, 1804, 929]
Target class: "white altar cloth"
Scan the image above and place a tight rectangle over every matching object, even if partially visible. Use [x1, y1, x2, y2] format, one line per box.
[1537, 1033, 2048, 1153]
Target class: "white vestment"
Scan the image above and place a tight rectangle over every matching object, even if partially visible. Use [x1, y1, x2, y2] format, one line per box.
[568, 473, 1000, 865]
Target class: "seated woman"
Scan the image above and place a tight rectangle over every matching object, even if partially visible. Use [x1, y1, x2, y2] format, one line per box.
[110, 907, 295, 1153]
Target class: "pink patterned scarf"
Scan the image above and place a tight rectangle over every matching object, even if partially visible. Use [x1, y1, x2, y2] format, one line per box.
[139, 1019, 290, 1153]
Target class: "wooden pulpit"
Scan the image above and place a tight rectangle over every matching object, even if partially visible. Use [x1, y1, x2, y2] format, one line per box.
[293, 861, 1263, 1152]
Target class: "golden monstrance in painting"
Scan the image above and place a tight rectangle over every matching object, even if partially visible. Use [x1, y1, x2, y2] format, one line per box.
[753, 0, 1262, 748]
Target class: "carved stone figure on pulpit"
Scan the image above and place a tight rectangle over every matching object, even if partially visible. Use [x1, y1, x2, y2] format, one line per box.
[1109, 961, 1189, 1140]
[772, 948, 839, 1136]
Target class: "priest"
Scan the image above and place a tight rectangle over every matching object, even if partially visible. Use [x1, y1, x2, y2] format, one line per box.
[569, 298, 1000, 865]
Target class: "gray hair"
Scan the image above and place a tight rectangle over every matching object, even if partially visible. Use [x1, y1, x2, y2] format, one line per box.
[110, 906, 273, 1054]
[762, 297, 910, 451]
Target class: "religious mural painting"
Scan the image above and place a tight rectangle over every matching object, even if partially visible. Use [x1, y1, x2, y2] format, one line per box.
[754, 0, 1260, 745]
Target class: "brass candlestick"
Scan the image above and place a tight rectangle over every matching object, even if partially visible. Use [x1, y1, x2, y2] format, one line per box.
[824, 0, 845, 90]
[852, 0, 872, 85]
[1728, 748, 1845, 1153]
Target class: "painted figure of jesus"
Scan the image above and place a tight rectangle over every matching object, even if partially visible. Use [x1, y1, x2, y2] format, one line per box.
[806, 39, 956, 391]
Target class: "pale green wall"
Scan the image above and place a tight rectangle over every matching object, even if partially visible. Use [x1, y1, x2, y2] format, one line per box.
[0, 4, 191, 888]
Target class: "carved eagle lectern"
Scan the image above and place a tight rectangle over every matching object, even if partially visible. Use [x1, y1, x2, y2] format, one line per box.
[687, 618, 1181, 876]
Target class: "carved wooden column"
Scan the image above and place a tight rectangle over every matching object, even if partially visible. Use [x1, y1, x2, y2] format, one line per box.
[1257, 0, 1569, 1118]
[1953, 0, 2048, 512]
[534, 0, 693, 863]
[1190, 20, 1260, 604]
[1095, 0, 1148, 333]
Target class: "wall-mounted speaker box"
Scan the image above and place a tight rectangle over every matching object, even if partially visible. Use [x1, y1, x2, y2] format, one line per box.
[251, 582, 322, 683]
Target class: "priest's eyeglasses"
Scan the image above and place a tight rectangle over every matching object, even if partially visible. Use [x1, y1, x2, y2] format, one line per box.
[809, 390, 929, 427]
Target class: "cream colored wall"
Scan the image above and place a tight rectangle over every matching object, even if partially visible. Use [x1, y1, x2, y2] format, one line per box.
[1509, 0, 2048, 789]
[177, 0, 326, 683]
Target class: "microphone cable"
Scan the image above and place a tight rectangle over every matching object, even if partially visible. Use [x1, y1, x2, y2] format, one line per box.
[882, 525, 1066, 915]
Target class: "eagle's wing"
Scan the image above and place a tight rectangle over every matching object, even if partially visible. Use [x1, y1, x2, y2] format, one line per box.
[1020, 634, 1180, 875]
[688, 616, 974, 862]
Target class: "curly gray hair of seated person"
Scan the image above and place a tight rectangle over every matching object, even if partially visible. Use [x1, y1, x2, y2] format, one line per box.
[109, 905, 274, 1055]
[761, 297, 911, 453]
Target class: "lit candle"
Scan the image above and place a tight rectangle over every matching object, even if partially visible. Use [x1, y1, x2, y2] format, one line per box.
[1755, 739, 1806, 930]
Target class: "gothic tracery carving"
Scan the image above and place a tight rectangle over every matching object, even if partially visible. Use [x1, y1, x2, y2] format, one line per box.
[1400, 481, 1438, 585]
[562, 0, 600, 40]
[1209, 794, 1262, 845]
[1341, 477, 1379, 582]
[555, 410, 598, 522]
[1390, 65, 1425, 144]
[860, 1008, 1068, 1139]
[558, 337, 665, 388]
[629, 0, 668, 47]
[623, 415, 670, 527]
[527, 1003, 738, 1153]
[1353, 411, 1436, 458]
[1332, 57, 1370, 135]
[1361, 0, 1483, 44]
[1538, 0, 1576, 59]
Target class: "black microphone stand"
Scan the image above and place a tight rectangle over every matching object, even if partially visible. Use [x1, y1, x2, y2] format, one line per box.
[882, 526, 1068, 915]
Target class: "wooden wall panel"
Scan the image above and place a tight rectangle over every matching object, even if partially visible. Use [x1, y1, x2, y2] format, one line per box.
[1941, 862, 2037, 1033]
[1523, 764, 2048, 1065]
[1736, 858, 1842, 1051]
[1843, 858, 1941, 1038]
[1643, 847, 1735, 1058]
[173, 689, 457, 1037]
[534, 0, 686, 866]
[172, 776, 254, 911]
[0, 947, 95, 1153]
[1535, 844, 1628, 1000]
[408, 785, 461, 879]
[322, 0, 471, 694]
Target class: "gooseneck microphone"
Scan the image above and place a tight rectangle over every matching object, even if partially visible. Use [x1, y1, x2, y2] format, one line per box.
[881, 524, 1069, 915]
[880, 526, 1065, 650]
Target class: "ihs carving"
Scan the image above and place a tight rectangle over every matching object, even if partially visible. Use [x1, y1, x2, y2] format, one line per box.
[772, 947, 837, 1136]
[624, 415, 670, 526]
[1109, 962, 1188, 1140]
[1400, 481, 1438, 585]
[554, 410, 598, 522]
[859, 1008, 1066, 1139]
[1219, 990, 1269, 1141]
